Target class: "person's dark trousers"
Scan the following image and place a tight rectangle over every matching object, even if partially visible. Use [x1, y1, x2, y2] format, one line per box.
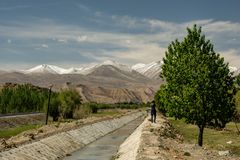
[151, 113, 156, 123]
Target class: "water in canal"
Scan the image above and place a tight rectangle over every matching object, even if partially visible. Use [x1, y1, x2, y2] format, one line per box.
[64, 116, 145, 160]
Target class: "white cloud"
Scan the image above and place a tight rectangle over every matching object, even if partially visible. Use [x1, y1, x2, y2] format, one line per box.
[147, 19, 177, 31]
[112, 15, 138, 28]
[219, 49, 240, 67]
[114, 43, 166, 63]
[77, 35, 88, 42]
[7, 39, 12, 44]
[125, 39, 131, 44]
[95, 11, 102, 17]
[41, 44, 48, 48]
[1, 16, 240, 67]
[57, 38, 68, 43]
[75, 3, 90, 12]
[203, 21, 240, 33]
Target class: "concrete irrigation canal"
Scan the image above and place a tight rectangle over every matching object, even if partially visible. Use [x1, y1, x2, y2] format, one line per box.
[0, 112, 145, 160]
[64, 116, 145, 160]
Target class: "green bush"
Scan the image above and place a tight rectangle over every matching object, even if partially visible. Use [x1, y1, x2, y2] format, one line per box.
[73, 105, 92, 119]
[58, 89, 82, 119]
[89, 103, 98, 113]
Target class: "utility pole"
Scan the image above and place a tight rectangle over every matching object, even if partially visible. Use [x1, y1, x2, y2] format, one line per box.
[45, 84, 53, 125]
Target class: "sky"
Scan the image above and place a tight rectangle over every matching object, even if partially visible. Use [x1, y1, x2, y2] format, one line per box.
[0, 0, 240, 70]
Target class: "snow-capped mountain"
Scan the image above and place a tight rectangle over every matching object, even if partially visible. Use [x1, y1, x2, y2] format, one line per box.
[101, 60, 132, 72]
[23, 64, 66, 74]
[76, 60, 132, 75]
[22, 60, 132, 75]
[132, 61, 163, 79]
[21, 60, 238, 79]
[22, 64, 84, 74]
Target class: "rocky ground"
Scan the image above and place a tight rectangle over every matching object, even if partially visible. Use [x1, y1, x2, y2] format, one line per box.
[136, 114, 239, 160]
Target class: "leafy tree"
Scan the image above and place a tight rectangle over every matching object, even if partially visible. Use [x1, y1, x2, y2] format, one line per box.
[159, 25, 236, 146]
[59, 89, 82, 119]
[0, 87, 13, 113]
[154, 85, 168, 115]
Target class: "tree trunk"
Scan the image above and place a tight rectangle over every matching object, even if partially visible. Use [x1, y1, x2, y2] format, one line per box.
[198, 125, 204, 146]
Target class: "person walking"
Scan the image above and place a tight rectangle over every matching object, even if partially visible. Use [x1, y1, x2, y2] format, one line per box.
[150, 100, 156, 123]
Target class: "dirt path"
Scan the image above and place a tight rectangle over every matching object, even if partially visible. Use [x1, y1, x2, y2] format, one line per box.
[136, 114, 239, 160]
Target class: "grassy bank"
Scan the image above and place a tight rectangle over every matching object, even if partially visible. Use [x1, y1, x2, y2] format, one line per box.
[169, 118, 240, 155]
[0, 124, 40, 138]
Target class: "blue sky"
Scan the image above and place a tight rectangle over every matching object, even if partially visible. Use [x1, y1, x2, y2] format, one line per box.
[1, 0, 240, 70]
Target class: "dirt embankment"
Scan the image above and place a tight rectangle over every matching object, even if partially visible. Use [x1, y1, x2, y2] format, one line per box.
[136, 114, 239, 160]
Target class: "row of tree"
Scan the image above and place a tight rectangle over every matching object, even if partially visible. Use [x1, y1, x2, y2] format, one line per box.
[155, 25, 237, 146]
[0, 84, 82, 121]
[0, 84, 48, 113]
[0, 83, 146, 122]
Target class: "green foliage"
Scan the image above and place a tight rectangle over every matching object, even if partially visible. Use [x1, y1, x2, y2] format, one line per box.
[0, 87, 13, 113]
[236, 74, 240, 88]
[158, 25, 236, 146]
[89, 103, 99, 113]
[58, 89, 82, 119]
[0, 84, 83, 122]
[0, 84, 48, 114]
[154, 85, 168, 115]
[235, 90, 240, 112]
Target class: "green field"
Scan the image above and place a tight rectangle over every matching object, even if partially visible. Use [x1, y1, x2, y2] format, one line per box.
[169, 118, 240, 155]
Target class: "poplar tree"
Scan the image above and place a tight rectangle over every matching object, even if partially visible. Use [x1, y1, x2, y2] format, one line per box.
[160, 25, 236, 146]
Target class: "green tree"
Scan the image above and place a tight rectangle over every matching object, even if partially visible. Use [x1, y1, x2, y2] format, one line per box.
[0, 84, 49, 114]
[0, 87, 13, 113]
[154, 85, 168, 115]
[159, 25, 236, 146]
[59, 89, 82, 119]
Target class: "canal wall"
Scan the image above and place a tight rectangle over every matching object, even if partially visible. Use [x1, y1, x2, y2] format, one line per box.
[0, 112, 144, 160]
[115, 118, 147, 160]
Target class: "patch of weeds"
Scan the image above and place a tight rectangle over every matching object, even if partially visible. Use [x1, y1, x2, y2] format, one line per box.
[183, 151, 191, 156]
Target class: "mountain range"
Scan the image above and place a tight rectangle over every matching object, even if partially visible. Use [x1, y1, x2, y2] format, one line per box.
[0, 60, 163, 103]
[18, 60, 240, 77]
[19, 60, 162, 79]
